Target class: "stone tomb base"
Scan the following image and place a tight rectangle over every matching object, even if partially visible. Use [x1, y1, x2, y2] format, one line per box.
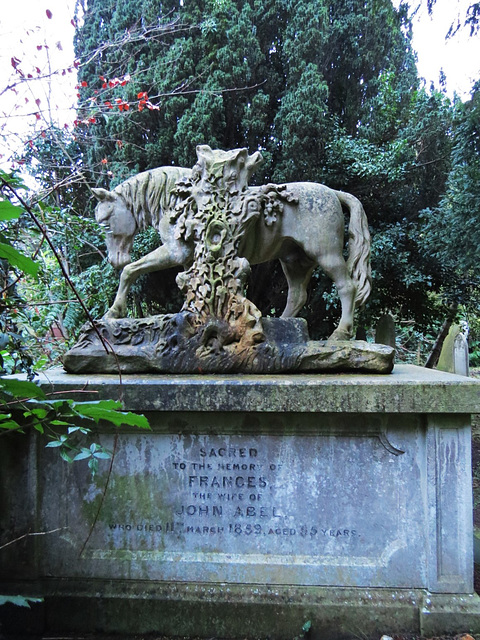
[1, 365, 480, 638]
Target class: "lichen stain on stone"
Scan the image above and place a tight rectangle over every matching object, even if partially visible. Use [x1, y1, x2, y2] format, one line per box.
[81, 473, 173, 554]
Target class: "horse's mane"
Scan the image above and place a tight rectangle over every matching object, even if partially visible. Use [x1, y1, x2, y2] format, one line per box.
[113, 166, 192, 230]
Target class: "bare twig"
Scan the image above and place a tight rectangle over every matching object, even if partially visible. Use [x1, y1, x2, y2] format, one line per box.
[0, 527, 64, 550]
[16, 300, 77, 307]
[78, 432, 118, 557]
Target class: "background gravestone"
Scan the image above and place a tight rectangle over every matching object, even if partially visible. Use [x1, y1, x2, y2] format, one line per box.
[454, 333, 470, 377]
[437, 323, 470, 376]
[375, 313, 396, 349]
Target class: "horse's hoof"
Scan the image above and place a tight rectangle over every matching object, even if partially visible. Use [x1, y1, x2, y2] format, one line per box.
[103, 308, 122, 320]
[327, 329, 351, 342]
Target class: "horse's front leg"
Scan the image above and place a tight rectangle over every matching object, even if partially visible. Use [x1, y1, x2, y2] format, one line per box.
[104, 265, 134, 319]
[104, 244, 189, 319]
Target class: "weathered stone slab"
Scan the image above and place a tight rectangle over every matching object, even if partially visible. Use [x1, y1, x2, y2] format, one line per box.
[35, 364, 480, 414]
[29, 416, 424, 587]
[0, 582, 438, 638]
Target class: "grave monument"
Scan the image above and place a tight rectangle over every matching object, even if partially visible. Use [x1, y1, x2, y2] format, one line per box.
[1, 146, 480, 639]
[63, 145, 394, 374]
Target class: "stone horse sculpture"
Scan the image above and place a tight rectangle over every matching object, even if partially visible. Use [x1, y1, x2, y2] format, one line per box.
[92, 146, 371, 342]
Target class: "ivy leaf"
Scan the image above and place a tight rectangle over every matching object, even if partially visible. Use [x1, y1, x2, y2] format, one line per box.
[72, 400, 150, 429]
[66, 425, 89, 433]
[0, 242, 39, 278]
[60, 449, 73, 463]
[0, 595, 43, 607]
[0, 200, 22, 221]
[0, 378, 46, 401]
[88, 457, 99, 476]
[302, 621, 312, 634]
[0, 418, 22, 430]
[93, 451, 111, 459]
[42, 399, 77, 412]
[25, 408, 48, 419]
[46, 434, 71, 448]
[45, 440, 64, 448]
[73, 449, 92, 461]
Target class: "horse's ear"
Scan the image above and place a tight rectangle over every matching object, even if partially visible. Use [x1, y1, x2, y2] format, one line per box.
[246, 151, 263, 176]
[92, 187, 115, 202]
[196, 144, 212, 161]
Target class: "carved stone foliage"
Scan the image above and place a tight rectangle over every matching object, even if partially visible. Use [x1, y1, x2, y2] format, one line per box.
[167, 146, 297, 363]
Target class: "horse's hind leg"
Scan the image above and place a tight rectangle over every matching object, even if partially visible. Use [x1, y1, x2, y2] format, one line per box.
[319, 253, 356, 341]
[279, 257, 315, 318]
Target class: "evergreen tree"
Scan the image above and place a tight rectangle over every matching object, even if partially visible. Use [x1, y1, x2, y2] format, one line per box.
[74, 0, 417, 182]
[423, 82, 480, 300]
[72, 0, 457, 340]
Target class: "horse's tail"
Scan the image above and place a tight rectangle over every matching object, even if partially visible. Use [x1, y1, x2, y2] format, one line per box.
[334, 190, 372, 308]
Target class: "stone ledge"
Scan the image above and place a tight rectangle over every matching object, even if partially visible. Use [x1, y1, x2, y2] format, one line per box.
[32, 364, 480, 414]
[1, 581, 479, 638]
[420, 592, 480, 635]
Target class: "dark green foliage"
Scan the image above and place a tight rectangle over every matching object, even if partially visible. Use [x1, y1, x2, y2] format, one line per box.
[0, 173, 40, 378]
[421, 82, 480, 308]
[74, 0, 417, 178]
[0, 171, 151, 480]
[16, 128, 124, 343]
[272, 63, 330, 182]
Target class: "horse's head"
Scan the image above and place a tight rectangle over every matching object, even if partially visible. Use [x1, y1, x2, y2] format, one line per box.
[92, 188, 137, 269]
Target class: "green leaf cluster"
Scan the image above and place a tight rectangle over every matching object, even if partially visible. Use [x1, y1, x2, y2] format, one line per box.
[0, 177, 39, 279]
[0, 376, 150, 475]
[0, 159, 120, 367]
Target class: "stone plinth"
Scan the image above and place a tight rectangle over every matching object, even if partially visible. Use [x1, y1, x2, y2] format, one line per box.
[1, 365, 480, 638]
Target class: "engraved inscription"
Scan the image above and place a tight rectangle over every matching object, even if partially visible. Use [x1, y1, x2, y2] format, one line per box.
[63, 419, 425, 586]
[104, 437, 361, 546]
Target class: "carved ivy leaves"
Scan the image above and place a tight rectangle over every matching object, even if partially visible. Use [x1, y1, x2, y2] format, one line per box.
[168, 165, 297, 356]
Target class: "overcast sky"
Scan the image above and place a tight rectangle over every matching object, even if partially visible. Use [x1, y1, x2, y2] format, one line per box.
[0, 0, 479, 168]
[405, 0, 480, 97]
[0, 1, 77, 166]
